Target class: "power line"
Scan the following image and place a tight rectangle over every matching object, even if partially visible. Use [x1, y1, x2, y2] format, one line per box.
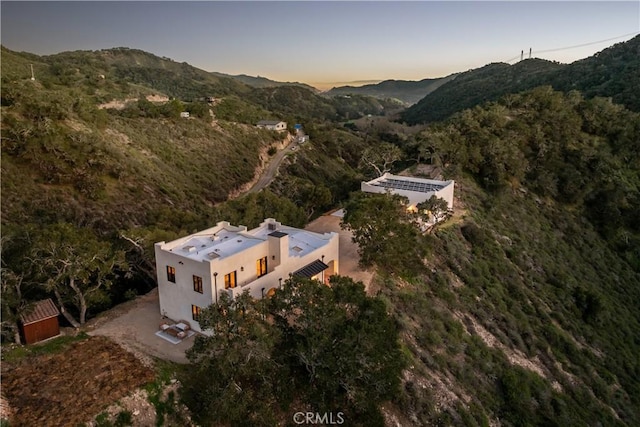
[503, 31, 639, 63]
[535, 31, 639, 54]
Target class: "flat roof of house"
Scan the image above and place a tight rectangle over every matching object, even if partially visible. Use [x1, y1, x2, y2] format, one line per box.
[20, 299, 60, 326]
[367, 173, 451, 193]
[160, 219, 333, 262]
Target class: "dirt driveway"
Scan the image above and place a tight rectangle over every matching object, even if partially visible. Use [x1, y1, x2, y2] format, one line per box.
[86, 288, 194, 364]
[305, 210, 374, 291]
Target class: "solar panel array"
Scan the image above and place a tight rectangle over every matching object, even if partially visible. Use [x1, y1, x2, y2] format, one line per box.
[372, 178, 445, 193]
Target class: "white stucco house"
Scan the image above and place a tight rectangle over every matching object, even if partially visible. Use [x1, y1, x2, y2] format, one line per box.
[256, 120, 287, 131]
[154, 218, 339, 333]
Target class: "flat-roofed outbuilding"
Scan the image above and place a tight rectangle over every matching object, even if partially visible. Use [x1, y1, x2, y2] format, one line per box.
[361, 173, 455, 210]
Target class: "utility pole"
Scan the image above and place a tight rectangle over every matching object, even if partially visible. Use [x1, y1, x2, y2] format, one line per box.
[529, 48, 532, 59]
[521, 50, 524, 61]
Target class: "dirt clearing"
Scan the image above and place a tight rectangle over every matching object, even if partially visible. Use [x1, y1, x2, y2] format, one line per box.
[2, 336, 155, 427]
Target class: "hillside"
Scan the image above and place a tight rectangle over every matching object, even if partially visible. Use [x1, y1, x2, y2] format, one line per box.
[402, 35, 640, 124]
[1, 48, 285, 231]
[245, 85, 404, 123]
[325, 75, 456, 105]
[401, 59, 563, 124]
[211, 71, 318, 92]
[44, 47, 252, 101]
[345, 87, 640, 425]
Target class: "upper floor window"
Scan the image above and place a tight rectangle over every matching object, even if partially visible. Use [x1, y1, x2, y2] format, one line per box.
[224, 271, 237, 289]
[257, 256, 268, 277]
[167, 266, 176, 283]
[193, 275, 203, 293]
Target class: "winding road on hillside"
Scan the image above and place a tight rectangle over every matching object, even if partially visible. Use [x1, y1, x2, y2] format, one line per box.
[247, 135, 303, 194]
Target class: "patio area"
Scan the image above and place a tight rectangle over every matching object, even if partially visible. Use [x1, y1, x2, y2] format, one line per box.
[156, 321, 195, 344]
[87, 288, 196, 364]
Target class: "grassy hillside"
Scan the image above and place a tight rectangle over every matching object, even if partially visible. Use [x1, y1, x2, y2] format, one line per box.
[325, 75, 457, 105]
[245, 85, 403, 123]
[45, 47, 250, 101]
[402, 35, 640, 124]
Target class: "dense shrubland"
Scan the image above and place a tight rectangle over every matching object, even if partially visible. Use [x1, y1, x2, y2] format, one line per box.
[402, 87, 640, 269]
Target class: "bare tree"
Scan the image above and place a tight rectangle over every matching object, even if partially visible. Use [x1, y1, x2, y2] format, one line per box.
[1, 268, 27, 344]
[32, 223, 127, 326]
[359, 142, 403, 177]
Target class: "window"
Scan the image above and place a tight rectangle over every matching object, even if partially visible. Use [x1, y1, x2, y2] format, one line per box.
[257, 256, 268, 277]
[192, 305, 202, 321]
[193, 275, 203, 293]
[166, 266, 176, 283]
[224, 271, 237, 289]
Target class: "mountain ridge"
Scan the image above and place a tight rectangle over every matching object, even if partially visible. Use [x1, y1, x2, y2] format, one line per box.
[402, 35, 640, 124]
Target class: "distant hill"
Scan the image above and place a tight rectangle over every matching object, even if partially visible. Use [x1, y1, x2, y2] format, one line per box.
[402, 35, 640, 124]
[324, 75, 456, 105]
[546, 34, 640, 111]
[401, 59, 563, 124]
[242, 84, 405, 123]
[211, 72, 318, 92]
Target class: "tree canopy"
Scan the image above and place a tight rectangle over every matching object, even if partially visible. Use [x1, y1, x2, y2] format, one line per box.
[181, 276, 405, 426]
[342, 192, 428, 275]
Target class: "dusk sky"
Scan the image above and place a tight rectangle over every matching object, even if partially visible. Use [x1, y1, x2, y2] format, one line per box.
[2, 1, 638, 89]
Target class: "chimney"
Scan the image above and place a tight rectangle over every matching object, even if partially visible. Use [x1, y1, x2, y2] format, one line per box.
[267, 231, 288, 271]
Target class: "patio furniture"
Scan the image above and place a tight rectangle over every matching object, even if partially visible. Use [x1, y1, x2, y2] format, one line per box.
[165, 327, 180, 338]
[176, 320, 191, 331]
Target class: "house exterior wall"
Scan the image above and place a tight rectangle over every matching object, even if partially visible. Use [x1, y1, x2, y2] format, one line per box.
[156, 248, 214, 322]
[257, 121, 287, 131]
[361, 174, 455, 210]
[21, 317, 60, 345]
[434, 182, 455, 210]
[226, 236, 339, 300]
[155, 219, 339, 333]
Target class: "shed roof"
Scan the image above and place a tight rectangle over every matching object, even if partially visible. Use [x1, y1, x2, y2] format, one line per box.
[20, 299, 60, 326]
